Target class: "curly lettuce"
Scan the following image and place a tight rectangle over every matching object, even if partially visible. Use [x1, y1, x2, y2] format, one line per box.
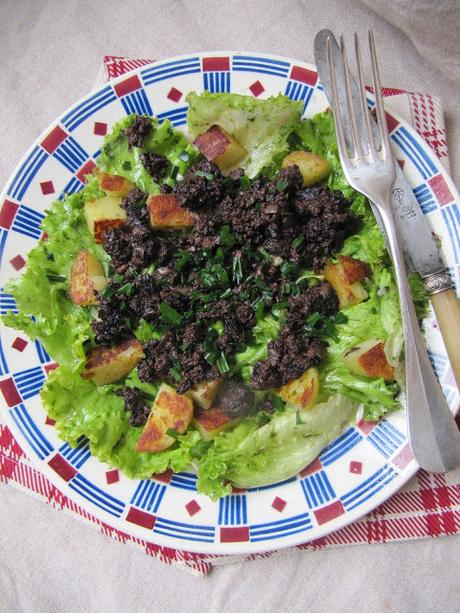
[186, 91, 303, 177]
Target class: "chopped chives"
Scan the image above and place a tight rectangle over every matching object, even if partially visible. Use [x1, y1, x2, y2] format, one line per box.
[216, 352, 230, 374]
[166, 427, 180, 439]
[159, 302, 182, 326]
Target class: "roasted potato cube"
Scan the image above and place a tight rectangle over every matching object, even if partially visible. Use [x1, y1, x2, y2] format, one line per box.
[136, 383, 194, 452]
[343, 339, 395, 380]
[147, 194, 196, 229]
[186, 379, 223, 410]
[69, 250, 107, 306]
[324, 257, 369, 309]
[338, 256, 370, 285]
[84, 196, 127, 243]
[95, 170, 135, 197]
[282, 151, 330, 187]
[82, 339, 144, 385]
[194, 125, 247, 172]
[193, 407, 242, 440]
[277, 367, 320, 409]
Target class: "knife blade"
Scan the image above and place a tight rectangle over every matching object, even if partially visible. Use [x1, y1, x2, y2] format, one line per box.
[313, 29, 446, 280]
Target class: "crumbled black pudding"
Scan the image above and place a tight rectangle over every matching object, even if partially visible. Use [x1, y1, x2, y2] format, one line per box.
[117, 387, 151, 426]
[141, 152, 170, 182]
[124, 115, 152, 149]
[92, 123, 362, 398]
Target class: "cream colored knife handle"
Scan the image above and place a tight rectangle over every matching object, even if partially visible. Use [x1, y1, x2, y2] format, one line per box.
[430, 288, 460, 389]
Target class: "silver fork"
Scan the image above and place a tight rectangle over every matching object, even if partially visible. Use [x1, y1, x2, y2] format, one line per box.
[327, 31, 460, 472]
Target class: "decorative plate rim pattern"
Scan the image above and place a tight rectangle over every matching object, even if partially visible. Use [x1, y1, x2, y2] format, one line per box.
[0, 51, 458, 555]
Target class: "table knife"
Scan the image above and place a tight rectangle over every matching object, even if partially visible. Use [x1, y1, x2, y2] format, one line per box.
[314, 29, 460, 389]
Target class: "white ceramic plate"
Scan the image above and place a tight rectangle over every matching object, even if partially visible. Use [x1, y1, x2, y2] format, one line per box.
[1, 52, 459, 554]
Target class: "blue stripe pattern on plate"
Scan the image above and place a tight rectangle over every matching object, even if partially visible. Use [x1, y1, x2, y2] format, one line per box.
[231, 55, 290, 77]
[130, 480, 166, 513]
[218, 494, 248, 525]
[34, 339, 50, 364]
[68, 473, 125, 517]
[141, 58, 201, 85]
[61, 85, 117, 131]
[156, 106, 188, 127]
[120, 90, 153, 116]
[59, 436, 91, 469]
[7, 146, 48, 201]
[0, 290, 17, 314]
[341, 464, 397, 511]
[203, 72, 230, 93]
[250, 513, 312, 542]
[367, 420, 405, 459]
[13, 366, 45, 400]
[320, 427, 363, 466]
[413, 184, 437, 214]
[284, 81, 314, 113]
[300, 470, 335, 509]
[10, 403, 53, 460]
[0, 338, 9, 375]
[0, 229, 8, 264]
[12, 204, 44, 240]
[53, 136, 88, 173]
[59, 176, 84, 200]
[154, 517, 215, 542]
[170, 471, 197, 491]
[441, 204, 460, 263]
[391, 127, 437, 180]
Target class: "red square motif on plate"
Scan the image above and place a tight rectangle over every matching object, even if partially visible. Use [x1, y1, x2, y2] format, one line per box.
[185, 500, 201, 516]
[167, 87, 183, 102]
[10, 255, 26, 271]
[40, 181, 55, 195]
[94, 122, 108, 136]
[41, 126, 68, 153]
[0, 200, 19, 229]
[249, 80, 265, 97]
[11, 337, 28, 352]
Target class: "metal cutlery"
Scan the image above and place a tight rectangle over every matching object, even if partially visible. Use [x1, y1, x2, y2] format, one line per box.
[314, 29, 460, 391]
[324, 30, 460, 472]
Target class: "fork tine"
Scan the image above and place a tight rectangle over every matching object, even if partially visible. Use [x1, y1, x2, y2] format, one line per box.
[354, 32, 377, 159]
[327, 37, 350, 161]
[369, 29, 391, 157]
[340, 36, 364, 161]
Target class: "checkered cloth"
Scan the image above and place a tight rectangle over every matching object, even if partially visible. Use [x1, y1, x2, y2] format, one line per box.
[1, 55, 459, 575]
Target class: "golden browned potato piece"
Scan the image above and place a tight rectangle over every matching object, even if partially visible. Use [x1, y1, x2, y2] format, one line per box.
[277, 367, 320, 409]
[343, 339, 395, 380]
[95, 170, 135, 197]
[194, 125, 247, 172]
[84, 196, 127, 243]
[69, 250, 107, 306]
[324, 256, 369, 309]
[136, 383, 194, 452]
[192, 407, 242, 440]
[82, 339, 145, 385]
[282, 151, 330, 187]
[147, 194, 196, 229]
[186, 379, 223, 410]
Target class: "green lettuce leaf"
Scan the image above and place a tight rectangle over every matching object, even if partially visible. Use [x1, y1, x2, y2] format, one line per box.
[1, 182, 104, 370]
[42, 366, 200, 478]
[197, 394, 356, 498]
[186, 91, 303, 177]
[98, 115, 197, 193]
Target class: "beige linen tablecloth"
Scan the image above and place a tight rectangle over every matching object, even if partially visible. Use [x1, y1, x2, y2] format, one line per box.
[1, 1, 460, 611]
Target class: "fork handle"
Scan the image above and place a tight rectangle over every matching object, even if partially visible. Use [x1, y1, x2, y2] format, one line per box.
[378, 202, 460, 473]
[430, 288, 460, 389]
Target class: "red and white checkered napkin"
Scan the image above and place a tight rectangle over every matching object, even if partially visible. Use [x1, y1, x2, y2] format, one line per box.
[1, 55, 459, 575]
